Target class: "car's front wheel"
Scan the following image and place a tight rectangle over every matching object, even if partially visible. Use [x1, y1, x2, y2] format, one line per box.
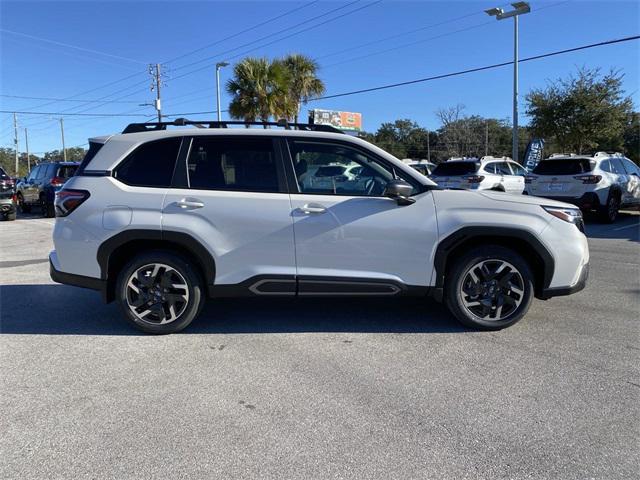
[116, 251, 204, 334]
[445, 246, 534, 330]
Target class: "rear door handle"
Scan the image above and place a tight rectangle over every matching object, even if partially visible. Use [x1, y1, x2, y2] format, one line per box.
[176, 198, 204, 209]
[298, 203, 327, 214]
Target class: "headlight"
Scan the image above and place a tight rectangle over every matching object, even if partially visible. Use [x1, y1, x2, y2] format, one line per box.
[542, 206, 584, 231]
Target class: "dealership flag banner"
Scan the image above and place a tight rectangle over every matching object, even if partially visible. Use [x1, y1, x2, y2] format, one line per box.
[523, 138, 545, 170]
[309, 109, 362, 132]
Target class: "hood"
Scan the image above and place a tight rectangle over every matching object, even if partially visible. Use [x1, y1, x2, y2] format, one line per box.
[476, 190, 577, 209]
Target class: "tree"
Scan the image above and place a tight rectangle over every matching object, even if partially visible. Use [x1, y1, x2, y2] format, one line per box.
[226, 57, 288, 123]
[43, 147, 86, 161]
[526, 68, 633, 154]
[281, 54, 325, 123]
[623, 112, 639, 165]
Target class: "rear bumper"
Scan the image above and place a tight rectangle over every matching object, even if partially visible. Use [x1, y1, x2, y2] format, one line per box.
[539, 262, 589, 299]
[49, 253, 105, 292]
[537, 193, 601, 210]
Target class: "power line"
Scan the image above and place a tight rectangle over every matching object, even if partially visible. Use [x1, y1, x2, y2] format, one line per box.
[0, 28, 146, 64]
[0, 110, 150, 117]
[0, 94, 146, 104]
[163, 0, 321, 65]
[311, 35, 640, 101]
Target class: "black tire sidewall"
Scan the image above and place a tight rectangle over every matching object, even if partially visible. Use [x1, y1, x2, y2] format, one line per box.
[599, 191, 619, 223]
[445, 246, 534, 330]
[116, 251, 204, 334]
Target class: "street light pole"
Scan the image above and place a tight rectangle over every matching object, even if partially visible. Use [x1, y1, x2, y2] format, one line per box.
[485, 2, 530, 163]
[60, 118, 67, 161]
[215, 62, 229, 122]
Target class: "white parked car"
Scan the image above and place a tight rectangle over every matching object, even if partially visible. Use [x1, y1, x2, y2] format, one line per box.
[406, 160, 436, 176]
[50, 120, 589, 334]
[525, 152, 640, 222]
[429, 156, 527, 194]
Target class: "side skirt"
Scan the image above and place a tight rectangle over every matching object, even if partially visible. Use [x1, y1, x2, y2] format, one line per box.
[209, 275, 429, 298]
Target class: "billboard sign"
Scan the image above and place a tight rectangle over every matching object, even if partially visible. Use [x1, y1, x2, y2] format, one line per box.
[309, 109, 362, 131]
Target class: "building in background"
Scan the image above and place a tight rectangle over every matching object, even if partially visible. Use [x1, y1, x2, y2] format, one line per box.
[309, 109, 362, 132]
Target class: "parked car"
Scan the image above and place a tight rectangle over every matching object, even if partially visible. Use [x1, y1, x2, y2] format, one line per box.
[525, 152, 640, 222]
[16, 162, 80, 217]
[50, 120, 589, 334]
[0, 167, 17, 221]
[429, 156, 527, 194]
[406, 160, 436, 176]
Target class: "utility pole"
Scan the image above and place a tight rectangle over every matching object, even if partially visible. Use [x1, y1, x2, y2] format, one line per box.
[60, 118, 67, 161]
[426, 130, 431, 163]
[13, 113, 19, 175]
[485, 121, 489, 156]
[150, 63, 163, 122]
[25, 128, 30, 171]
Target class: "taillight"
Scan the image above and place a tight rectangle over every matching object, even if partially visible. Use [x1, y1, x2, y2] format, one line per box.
[524, 175, 538, 184]
[50, 176, 66, 187]
[463, 175, 485, 183]
[573, 175, 601, 184]
[55, 189, 90, 217]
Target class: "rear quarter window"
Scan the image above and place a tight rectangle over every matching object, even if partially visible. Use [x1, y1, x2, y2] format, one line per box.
[114, 138, 182, 188]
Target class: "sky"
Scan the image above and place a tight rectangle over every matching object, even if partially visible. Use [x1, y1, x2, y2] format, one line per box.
[0, 0, 638, 155]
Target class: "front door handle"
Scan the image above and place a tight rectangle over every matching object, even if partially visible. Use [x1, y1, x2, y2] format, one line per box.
[298, 203, 327, 214]
[176, 198, 204, 209]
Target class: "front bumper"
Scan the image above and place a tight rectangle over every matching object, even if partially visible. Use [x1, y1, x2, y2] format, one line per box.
[539, 262, 589, 299]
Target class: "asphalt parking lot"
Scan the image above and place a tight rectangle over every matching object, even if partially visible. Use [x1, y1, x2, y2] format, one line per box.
[1, 210, 638, 479]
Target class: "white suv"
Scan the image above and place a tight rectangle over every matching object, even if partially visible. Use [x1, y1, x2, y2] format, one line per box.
[525, 152, 640, 222]
[429, 156, 527, 194]
[50, 120, 589, 334]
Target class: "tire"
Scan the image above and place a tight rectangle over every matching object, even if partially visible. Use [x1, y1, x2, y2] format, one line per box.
[44, 201, 55, 218]
[444, 245, 534, 330]
[6, 212, 16, 221]
[17, 193, 31, 213]
[598, 191, 620, 223]
[115, 251, 205, 334]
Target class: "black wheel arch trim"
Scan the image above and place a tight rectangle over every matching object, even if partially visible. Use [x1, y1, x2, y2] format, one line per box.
[432, 226, 555, 302]
[96, 229, 216, 302]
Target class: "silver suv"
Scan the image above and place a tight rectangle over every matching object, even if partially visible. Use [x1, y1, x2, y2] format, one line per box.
[49, 120, 589, 334]
[430, 156, 527, 194]
[526, 152, 640, 222]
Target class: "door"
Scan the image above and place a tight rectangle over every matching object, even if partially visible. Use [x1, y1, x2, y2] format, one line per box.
[286, 139, 438, 291]
[610, 158, 631, 205]
[620, 159, 640, 205]
[506, 162, 526, 194]
[23, 165, 42, 202]
[162, 136, 296, 288]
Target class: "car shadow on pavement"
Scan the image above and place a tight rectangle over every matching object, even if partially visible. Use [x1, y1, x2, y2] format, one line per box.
[583, 211, 639, 242]
[0, 284, 467, 335]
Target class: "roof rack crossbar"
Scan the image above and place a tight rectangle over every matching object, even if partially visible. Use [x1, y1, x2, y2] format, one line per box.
[121, 118, 345, 135]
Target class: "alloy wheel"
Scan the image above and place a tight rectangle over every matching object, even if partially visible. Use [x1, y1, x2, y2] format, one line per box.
[460, 259, 525, 321]
[125, 263, 189, 325]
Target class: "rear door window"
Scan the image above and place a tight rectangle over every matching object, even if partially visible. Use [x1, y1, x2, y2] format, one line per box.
[496, 162, 514, 175]
[57, 165, 78, 179]
[532, 159, 593, 175]
[610, 158, 626, 174]
[431, 162, 479, 176]
[186, 137, 281, 193]
[115, 138, 182, 188]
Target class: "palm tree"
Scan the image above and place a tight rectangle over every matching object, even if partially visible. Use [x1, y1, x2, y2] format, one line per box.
[226, 57, 288, 124]
[281, 54, 325, 123]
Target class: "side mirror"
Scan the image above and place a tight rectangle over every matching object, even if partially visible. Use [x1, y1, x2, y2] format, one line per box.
[383, 179, 415, 205]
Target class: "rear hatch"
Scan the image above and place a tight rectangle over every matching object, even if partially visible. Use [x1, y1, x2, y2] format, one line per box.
[528, 158, 594, 196]
[430, 162, 479, 189]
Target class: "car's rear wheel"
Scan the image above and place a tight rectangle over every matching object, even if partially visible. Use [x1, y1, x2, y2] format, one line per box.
[445, 246, 534, 330]
[598, 192, 619, 223]
[17, 193, 30, 213]
[116, 251, 204, 334]
[43, 201, 55, 218]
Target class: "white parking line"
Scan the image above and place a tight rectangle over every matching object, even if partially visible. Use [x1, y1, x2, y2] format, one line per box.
[613, 223, 640, 231]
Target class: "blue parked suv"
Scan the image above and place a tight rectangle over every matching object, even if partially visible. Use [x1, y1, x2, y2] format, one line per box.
[16, 162, 80, 217]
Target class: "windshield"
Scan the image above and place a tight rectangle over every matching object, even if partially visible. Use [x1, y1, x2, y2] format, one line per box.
[533, 159, 593, 175]
[431, 162, 479, 176]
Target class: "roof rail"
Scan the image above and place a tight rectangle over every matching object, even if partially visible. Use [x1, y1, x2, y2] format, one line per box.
[121, 118, 345, 135]
[549, 153, 577, 158]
